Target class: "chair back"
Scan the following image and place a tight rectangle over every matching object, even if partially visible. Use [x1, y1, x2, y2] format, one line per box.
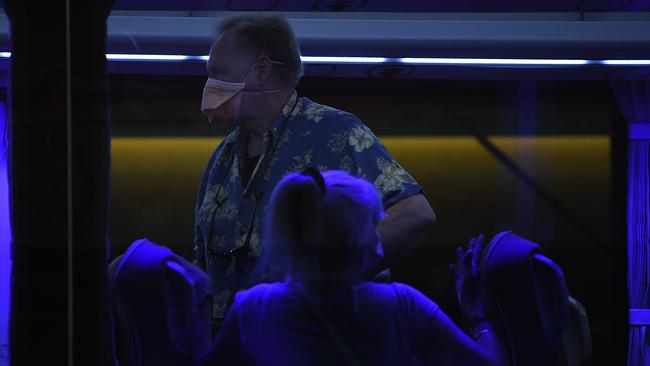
[480, 231, 569, 366]
[108, 239, 211, 366]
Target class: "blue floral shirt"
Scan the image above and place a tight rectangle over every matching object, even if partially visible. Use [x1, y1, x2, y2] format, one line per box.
[194, 91, 423, 319]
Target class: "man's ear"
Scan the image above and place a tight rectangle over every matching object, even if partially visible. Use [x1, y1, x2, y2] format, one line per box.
[255, 54, 273, 86]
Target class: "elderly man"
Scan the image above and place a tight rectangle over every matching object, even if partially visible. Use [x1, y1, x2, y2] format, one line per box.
[195, 14, 436, 321]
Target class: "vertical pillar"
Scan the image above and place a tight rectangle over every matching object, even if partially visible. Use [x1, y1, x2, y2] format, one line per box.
[5, 0, 114, 364]
[611, 110, 629, 365]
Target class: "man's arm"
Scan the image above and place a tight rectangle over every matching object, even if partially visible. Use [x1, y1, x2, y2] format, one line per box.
[362, 193, 436, 277]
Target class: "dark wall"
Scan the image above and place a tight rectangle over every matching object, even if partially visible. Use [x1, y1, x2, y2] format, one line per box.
[109, 75, 625, 365]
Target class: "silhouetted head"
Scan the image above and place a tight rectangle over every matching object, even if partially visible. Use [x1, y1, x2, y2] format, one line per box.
[201, 14, 303, 128]
[261, 170, 385, 288]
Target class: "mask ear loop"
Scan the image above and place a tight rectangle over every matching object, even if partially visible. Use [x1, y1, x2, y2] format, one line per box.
[240, 60, 294, 95]
[232, 61, 293, 121]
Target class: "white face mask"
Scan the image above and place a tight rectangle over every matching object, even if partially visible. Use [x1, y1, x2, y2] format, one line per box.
[200, 61, 292, 116]
[200, 64, 254, 113]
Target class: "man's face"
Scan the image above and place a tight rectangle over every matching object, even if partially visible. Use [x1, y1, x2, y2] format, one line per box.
[203, 31, 255, 125]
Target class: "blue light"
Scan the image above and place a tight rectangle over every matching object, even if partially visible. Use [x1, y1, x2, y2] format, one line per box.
[398, 57, 591, 66]
[0, 101, 10, 366]
[602, 60, 650, 66]
[0, 52, 649, 67]
[106, 54, 208, 62]
[301, 56, 389, 64]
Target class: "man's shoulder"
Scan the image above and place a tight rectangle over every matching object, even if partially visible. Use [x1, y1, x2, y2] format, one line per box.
[297, 97, 364, 130]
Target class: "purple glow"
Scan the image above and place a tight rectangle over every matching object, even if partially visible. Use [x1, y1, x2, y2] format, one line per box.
[610, 80, 650, 366]
[0, 100, 10, 365]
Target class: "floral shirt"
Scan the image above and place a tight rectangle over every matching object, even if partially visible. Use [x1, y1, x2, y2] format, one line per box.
[194, 91, 423, 319]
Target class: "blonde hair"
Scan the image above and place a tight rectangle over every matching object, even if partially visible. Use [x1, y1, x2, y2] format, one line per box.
[260, 170, 384, 286]
[217, 14, 304, 87]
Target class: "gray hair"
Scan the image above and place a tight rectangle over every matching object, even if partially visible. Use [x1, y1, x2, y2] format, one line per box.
[216, 14, 304, 87]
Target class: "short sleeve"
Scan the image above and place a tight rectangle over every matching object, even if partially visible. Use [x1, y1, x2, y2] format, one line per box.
[391, 283, 441, 338]
[394, 283, 500, 366]
[323, 114, 423, 209]
[196, 302, 254, 366]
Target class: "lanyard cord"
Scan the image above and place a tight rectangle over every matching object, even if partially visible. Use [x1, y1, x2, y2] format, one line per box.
[204, 95, 299, 259]
[239, 97, 299, 251]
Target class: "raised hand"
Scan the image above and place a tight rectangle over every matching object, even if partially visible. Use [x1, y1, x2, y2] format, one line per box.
[450, 234, 487, 324]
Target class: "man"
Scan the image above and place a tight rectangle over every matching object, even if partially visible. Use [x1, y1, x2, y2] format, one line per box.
[195, 14, 436, 320]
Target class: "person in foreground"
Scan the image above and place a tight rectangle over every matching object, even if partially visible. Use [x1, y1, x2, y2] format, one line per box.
[196, 170, 508, 366]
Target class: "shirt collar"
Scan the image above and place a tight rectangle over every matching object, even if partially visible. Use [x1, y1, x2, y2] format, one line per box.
[224, 90, 300, 146]
[264, 90, 300, 142]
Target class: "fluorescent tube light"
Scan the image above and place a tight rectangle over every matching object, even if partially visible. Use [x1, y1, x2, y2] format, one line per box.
[0, 52, 649, 67]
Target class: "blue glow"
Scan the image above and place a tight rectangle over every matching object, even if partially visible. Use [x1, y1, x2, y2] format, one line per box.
[0, 52, 649, 67]
[301, 56, 389, 64]
[398, 57, 590, 66]
[602, 60, 650, 66]
[106, 54, 208, 61]
[0, 101, 10, 365]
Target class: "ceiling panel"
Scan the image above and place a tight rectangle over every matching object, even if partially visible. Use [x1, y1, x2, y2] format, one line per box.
[1, 9, 649, 81]
[112, 0, 648, 12]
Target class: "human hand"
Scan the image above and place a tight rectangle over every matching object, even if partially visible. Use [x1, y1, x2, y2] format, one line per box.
[450, 234, 487, 324]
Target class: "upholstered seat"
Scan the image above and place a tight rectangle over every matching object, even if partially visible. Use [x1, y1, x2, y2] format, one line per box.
[480, 231, 590, 366]
[108, 239, 212, 366]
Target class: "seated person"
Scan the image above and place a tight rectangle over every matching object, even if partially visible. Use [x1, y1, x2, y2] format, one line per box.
[196, 169, 508, 366]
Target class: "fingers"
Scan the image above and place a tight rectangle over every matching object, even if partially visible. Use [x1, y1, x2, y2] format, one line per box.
[453, 233, 487, 279]
[462, 249, 473, 269]
[472, 234, 484, 273]
[457, 246, 473, 271]
[476, 233, 484, 250]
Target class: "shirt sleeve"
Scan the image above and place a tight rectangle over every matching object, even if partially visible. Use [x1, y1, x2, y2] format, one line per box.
[391, 283, 441, 342]
[323, 114, 424, 209]
[397, 284, 499, 366]
[195, 304, 254, 366]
